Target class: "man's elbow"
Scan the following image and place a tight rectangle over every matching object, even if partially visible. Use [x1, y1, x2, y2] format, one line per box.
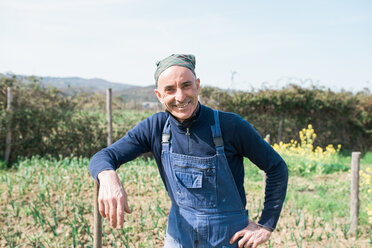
[88, 148, 117, 180]
[265, 159, 289, 186]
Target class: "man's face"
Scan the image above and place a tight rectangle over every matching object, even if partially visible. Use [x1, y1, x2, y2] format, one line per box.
[155, 66, 200, 122]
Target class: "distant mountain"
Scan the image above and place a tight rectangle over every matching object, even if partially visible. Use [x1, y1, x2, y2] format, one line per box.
[1, 73, 159, 105]
[42, 76, 137, 92]
[1, 73, 138, 92]
[117, 85, 158, 103]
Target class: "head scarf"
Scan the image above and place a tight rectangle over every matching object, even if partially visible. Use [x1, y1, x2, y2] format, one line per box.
[154, 54, 196, 87]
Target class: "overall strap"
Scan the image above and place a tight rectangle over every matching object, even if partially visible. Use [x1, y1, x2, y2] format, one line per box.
[162, 116, 171, 151]
[210, 110, 224, 153]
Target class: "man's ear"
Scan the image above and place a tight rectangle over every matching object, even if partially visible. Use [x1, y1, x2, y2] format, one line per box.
[196, 78, 201, 94]
[154, 88, 163, 104]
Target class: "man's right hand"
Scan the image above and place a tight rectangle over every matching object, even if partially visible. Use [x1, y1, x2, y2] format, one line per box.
[97, 170, 132, 228]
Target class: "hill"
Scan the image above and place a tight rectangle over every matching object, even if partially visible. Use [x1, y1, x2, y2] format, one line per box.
[117, 85, 158, 103]
[1, 73, 160, 108]
[1, 73, 138, 92]
[42, 76, 136, 92]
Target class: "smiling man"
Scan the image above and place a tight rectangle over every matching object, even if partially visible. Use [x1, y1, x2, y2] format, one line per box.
[154, 65, 200, 122]
[89, 54, 288, 248]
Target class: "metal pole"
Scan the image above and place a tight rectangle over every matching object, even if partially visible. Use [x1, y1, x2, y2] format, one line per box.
[5, 87, 13, 163]
[350, 151, 361, 235]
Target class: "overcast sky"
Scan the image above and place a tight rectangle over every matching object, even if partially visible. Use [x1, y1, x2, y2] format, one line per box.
[0, 0, 371, 92]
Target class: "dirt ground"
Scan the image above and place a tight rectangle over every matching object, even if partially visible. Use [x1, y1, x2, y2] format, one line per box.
[0, 159, 370, 247]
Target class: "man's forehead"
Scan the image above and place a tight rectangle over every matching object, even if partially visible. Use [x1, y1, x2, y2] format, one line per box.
[158, 66, 196, 87]
[160, 80, 194, 89]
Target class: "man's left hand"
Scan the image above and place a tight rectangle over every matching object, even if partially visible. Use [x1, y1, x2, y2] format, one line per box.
[229, 220, 272, 248]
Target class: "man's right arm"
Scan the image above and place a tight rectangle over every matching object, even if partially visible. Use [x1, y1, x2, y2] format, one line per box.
[97, 170, 132, 228]
[88, 117, 153, 183]
[88, 114, 163, 228]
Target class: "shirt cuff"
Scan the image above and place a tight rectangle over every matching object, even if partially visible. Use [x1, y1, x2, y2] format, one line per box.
[257, 223, 274, 232]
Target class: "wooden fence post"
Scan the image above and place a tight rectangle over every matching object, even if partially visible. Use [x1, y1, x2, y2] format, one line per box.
[93, 181, 102, 248]
[277, 118, 282, 145]
[262, 135, 270, 195]
[350, 151, 361, 235]
[93, 89, 112, 247]
[107, 88, 112, 146]
[5, 87, 13, 163]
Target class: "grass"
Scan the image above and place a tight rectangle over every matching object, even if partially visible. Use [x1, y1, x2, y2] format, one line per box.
[0, 154, 371, 247]
[361, 152, 372, 164]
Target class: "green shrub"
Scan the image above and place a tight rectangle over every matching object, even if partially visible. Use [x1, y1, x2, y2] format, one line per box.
[0, 76, 152, 163]
[201, 85, 372, 152]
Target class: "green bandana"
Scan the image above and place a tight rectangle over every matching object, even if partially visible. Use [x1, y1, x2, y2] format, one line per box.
[154, 54, 196, 87]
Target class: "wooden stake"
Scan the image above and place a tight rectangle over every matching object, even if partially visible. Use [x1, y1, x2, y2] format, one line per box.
[350, 151, 361, 235]
[107, 88, 112, 146]
[93, 88, 112, 247]
[5, 87, 13, 163]
[93, 181, 102, 248]
[277, 118, 283, 144]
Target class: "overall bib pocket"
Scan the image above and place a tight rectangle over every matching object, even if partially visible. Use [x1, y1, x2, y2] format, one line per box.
[172, 162, 217, 208]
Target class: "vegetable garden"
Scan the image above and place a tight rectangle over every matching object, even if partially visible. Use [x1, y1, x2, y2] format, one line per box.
[0, 76, 371, 247]
[0, 150, 371, 247]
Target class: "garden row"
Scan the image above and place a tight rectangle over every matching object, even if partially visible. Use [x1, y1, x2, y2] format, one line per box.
[0, 155, 371, 247]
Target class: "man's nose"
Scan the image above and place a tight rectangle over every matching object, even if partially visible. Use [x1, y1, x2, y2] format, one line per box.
[175, 88, 186, 102]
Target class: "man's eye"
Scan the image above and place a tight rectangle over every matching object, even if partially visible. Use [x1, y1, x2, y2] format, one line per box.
[165, 88, 175, 92]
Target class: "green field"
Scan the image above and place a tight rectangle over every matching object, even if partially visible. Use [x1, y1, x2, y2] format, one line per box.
[0, 153, 371, 247]
[1, 65, 372, 248]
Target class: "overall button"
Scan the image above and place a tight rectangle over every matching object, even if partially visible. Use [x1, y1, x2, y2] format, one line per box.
[194, 229, 198, 247]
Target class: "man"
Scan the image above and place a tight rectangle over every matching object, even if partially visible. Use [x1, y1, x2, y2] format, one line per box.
[89, 54, 288, 248]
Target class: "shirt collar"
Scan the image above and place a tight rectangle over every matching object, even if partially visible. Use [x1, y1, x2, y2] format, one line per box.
[166, 102, 201, 128]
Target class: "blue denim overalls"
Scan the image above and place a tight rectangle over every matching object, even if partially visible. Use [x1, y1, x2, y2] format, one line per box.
[162, 110, 248, 248]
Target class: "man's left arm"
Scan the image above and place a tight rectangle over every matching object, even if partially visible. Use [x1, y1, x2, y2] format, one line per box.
[229, 115, 289, 247]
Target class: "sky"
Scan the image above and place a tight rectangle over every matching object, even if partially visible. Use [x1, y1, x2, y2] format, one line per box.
[0, 0, 371, 92]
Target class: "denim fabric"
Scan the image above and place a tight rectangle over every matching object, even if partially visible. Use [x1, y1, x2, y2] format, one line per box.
[164, 233, 183, 248]
[162, 110, 248, 248]
[89, 104, 288, 230]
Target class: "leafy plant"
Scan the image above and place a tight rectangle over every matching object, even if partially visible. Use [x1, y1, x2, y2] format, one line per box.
[272, 124, 347, 175]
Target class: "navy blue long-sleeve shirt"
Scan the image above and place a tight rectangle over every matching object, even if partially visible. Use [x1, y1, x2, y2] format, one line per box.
[89, 104, 288, 230]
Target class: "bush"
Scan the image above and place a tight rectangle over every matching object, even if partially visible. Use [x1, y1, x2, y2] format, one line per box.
[271, 125, 348, 175]
[0, 76, 152, 163]
[200, 85, 372, 152]
[0, 159, 7, 170]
